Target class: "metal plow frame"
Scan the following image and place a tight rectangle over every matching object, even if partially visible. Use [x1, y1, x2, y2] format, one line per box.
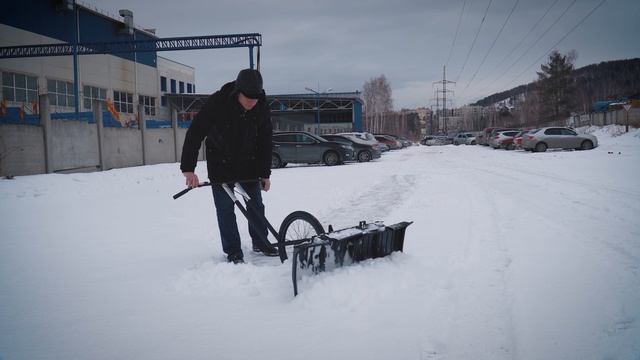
[291, 221, 412, 296]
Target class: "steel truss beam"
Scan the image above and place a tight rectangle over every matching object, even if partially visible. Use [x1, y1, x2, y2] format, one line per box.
[268, 94, 360, 113]
[164, 93, 361, 114]
[0, 34, 261, 59]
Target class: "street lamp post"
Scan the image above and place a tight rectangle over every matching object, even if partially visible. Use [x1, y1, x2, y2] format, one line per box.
[305, 86, 332, 135]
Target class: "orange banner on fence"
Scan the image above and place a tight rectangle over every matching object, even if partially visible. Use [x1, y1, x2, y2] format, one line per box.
[105, 98, 120, 121]
[19, 103, 25, 120]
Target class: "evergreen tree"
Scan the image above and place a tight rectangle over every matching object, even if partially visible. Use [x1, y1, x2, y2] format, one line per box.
[536, 50, 576, 121]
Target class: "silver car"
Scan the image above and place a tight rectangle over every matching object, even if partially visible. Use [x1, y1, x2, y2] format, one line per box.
[453, 133, 474, 145]
[420, 135, 450, 146]
[522, 127, 598, 152]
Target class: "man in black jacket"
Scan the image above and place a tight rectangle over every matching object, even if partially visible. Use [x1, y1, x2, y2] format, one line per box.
[180, 69, 276, 264]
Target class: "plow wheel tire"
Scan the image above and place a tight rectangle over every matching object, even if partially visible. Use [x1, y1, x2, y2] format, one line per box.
[278, 211, 325, 244]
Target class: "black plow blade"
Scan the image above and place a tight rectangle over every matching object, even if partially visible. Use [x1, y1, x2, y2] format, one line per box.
[291, 221, 412, 296]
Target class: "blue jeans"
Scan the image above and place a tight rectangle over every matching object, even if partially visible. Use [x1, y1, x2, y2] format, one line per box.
[211, 182, 267, 257]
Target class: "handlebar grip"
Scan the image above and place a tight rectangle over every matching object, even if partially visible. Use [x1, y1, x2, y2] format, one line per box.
[172, 187, 192, 200]
[172, 182, 212, 200]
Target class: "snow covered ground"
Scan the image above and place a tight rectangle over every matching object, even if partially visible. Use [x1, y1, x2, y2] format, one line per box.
[1, 126, 639, 360]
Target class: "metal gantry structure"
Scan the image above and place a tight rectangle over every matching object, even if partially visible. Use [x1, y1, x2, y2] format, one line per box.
[163, 92, 363, 133]
[267, 93, 361, 113]
[0, 33, 262, 63]
[165, 92, 362, 115]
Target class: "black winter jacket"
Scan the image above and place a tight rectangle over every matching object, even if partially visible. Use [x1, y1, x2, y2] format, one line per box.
[180, 81, 272, 182]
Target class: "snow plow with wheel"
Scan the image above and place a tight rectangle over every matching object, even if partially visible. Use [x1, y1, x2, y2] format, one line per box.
[173, 180, 412, 296]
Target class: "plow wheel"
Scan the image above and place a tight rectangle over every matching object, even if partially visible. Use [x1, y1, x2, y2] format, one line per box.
[278, 211, 325, 246]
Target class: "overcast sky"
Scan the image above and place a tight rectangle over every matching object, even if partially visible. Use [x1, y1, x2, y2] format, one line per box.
[88, 0, 639, 109]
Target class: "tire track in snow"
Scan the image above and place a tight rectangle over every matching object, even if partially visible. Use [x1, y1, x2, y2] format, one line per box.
[469, 165, 640, 265]
[317, 172, 417, 227]
[422, 173, 516, 359]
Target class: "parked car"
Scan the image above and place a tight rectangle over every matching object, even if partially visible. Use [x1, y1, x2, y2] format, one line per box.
[374, 135, 402, 150]
[512, 130, 532, 150]
[399, 136, 415, 146]
[271, 131, 355, 168]
[465, 134, 477, 145]
[453, 133, 474, 145]
[522, 127, 598, 152]
[420, 135, 452, 146]
[375, 134, 408, 148]
[387, 134, 413, 147]
[496, 130, 522, 150]
[336, 131, 387, 152]
[321, 134, 381, 162]
[419, 136, 432, 145]
[482, 127, 517, 146]
[480, 127, 499, 146]
[488, 128, 520, 148]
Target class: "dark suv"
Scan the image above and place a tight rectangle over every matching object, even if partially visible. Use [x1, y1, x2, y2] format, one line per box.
[271, 131, 355, 168]
[321, 134, 381, 162]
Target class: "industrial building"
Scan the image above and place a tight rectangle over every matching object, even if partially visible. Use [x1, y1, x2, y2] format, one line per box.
[1, 0, 196, 125]
[0, 1, 362, 177]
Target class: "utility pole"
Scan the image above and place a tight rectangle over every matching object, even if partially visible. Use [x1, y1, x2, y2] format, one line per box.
[433, 66, 455, 135]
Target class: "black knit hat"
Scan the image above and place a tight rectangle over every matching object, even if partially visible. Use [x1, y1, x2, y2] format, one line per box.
[234, 69, 263, 99]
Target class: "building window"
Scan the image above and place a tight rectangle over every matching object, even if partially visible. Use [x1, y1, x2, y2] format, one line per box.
[161, 95, 167, 107]
[47, 79, 75, 107]
[179, 81, 184, 94]
[113, 90, 133, 113]
[160, 76, 167, 92]
[170, 79, 176, 93]
[83, 85, 106, 110]
[139, 95, 156, 116]
[192, 84, 195, 93]
[2, 72, 38, 103]
[187, 83, 192, 93]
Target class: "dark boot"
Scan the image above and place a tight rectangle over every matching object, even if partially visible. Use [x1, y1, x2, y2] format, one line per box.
[252, 245, 279, 257]
[227, 253, 245, 264]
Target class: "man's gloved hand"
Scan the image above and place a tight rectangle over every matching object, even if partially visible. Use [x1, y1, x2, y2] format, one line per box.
[260, 178, 271, 192]
[183, 172, 199, 188]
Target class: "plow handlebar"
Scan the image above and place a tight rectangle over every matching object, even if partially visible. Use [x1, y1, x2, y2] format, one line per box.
[172, 179, 264, 200]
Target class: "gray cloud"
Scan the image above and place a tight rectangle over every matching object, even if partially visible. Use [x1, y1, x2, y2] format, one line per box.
[89, 0, 639, 108]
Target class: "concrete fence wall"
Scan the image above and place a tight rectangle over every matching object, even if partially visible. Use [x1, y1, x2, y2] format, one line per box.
[0, 95, 204, 177]
[0, 124, 45, 176]
[101, 127, 144, 170]
[144, 129, 178, 166]
[574, 108, 640, 128]
[49, 119, 100, 172]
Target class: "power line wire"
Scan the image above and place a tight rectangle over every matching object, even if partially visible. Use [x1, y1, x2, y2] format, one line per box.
[446, 0, 466, 68]
[474, 0, 560, 90]
[460, 0, 521, 94]
[503, 0, 608, 89]
[481, 0, 577, 92]
[455, 0, 494, 83]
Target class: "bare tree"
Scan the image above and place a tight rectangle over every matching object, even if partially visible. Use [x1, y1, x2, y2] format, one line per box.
[362, 75, 393, 133]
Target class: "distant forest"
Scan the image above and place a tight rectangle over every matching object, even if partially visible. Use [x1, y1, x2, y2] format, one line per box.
[473, 58, 640, 113]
